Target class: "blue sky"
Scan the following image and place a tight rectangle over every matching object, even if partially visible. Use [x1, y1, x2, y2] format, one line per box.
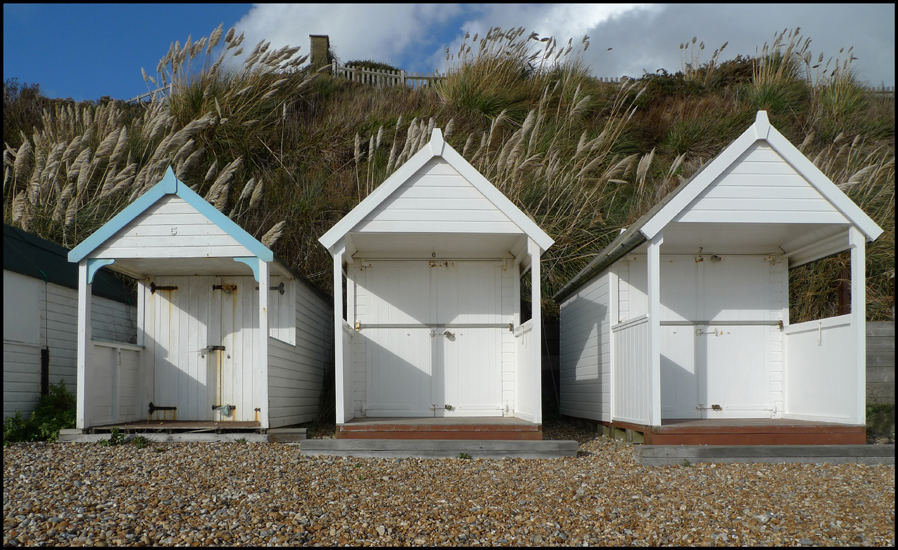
[3, 4, 895, 103]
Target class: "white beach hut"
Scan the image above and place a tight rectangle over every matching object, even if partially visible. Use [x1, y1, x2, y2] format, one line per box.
[318, 128, 554, 439]
[554, 112, 883, 445]
[67, 167, 333, 430]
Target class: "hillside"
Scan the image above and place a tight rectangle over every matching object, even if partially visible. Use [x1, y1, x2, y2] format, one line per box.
[3, 26, 894, 321]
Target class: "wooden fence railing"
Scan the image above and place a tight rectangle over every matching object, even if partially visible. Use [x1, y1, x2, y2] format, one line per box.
[330, 62, 443, 89]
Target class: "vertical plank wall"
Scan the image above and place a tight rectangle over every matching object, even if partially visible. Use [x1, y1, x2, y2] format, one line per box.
[559, 271, 612, 422]
[3, 269, 136, 420]
[267, 277, 333, 428]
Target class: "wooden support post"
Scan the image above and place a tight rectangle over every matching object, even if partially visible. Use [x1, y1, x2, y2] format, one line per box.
[849, 227, 866, 424]
[528, 238, 542, 425]
[333, 244, 346, 424]
[257, 260, 270, 429]
[647, 233, 663, 427]
[76, 262, 92, 429]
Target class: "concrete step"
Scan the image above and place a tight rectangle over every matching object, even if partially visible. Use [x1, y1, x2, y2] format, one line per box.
[300, 439, 579, 459]
[266, 428, 307, 443]
[635, 445, 896, 466]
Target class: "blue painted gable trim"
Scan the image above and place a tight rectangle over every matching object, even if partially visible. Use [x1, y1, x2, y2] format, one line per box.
[68, 167, 273, 263]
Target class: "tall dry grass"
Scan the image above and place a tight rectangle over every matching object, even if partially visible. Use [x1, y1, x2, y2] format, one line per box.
[3, 25, 894, 321]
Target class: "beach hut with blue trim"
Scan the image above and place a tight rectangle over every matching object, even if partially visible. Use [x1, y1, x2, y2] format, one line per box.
[68, 167, 333, 430]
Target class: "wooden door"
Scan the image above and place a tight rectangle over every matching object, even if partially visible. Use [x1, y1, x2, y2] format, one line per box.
[660, 258, 701, 419]
[433, 261, 504, 417]
[699, 257, 770, 418]
[153, 276, 216, 421]
[361, 261, 435, 417]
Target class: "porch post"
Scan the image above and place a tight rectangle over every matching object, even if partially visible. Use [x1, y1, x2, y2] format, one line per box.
[333, 243, 346, 424]
[647, 233, 664, 427]
[849, 227, 866, 424]
[528, 238, 542, 425]
[257, 260, 270, 429]
[76, 262, 92, 429]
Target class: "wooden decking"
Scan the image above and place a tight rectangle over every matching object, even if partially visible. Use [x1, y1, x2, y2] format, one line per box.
[337, 417, 543, 440]
[88, 420, 262, 433]
[618, 418, 866, 446]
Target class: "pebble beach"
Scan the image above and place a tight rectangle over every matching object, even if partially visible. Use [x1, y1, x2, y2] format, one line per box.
[3, 422, 895, 547]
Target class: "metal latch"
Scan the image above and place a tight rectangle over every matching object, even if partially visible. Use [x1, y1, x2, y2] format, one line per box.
[150, 282, 179, 294]
[255, 282, 286, 295]
[696, 404, 723, 411]
[444, 404, 454, 411]
[442, 330, 455, 338]
[695, 328, 720, 336]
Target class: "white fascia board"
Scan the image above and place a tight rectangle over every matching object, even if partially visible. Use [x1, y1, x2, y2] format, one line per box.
[68, 166, 273, 263]
[441, 143, 554, 252]
[640, 122, 761, 238]
[317, 142, 435, 252]
[764, 129, 884, 242]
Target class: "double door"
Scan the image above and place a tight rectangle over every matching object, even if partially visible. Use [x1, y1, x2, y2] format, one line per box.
[358, 261, 505, 417]
[658, 256, 773, 419]
[152, 276, 254, 421]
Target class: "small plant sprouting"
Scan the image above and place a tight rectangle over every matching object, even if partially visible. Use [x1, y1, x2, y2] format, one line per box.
[99, 427, 127, 447]
[132, 435, 151, 449]
[457, 452, 472, 460]
[682, 459, 692, 468]
[235, 437, 248, 444]
[153, 446, 166, 453]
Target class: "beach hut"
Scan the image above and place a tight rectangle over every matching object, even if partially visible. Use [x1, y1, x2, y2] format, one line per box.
[554, 112, 883, 445]
[67, 168, 333, 430]
[3, 224, 136, 420]
[318, 128, 554, 439]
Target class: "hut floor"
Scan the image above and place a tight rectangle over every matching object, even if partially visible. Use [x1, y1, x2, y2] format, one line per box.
[337, 416, 542, 440]
[89, 420, 261, 433]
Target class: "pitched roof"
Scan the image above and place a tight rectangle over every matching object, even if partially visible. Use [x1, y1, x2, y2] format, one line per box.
[68, 167, 273, 263]
[318, 128, 554, 252]
[553, 111, 884, 302]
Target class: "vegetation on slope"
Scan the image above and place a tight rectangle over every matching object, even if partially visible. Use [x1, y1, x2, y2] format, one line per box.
[3, 25, 894, 322]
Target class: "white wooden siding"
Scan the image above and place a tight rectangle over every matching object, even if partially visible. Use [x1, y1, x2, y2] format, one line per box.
[3, 270, 136, 420]
[351, 260, 513, 417]
[514, 321, 534, 421]
[783, 315, 857, 422]
[355, 158, 520, 234]
[267, 278, 333, 428]
[500, 259, 516, 413]
[611, 316, 651, 424]
[674, 143, 850, 225]
[89, 342, 142, 425]
[90, 195, 253, 259]
[559, 272, 611, 422]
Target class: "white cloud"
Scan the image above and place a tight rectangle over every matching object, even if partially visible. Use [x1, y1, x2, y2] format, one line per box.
[232, 3, 894, 86]
[234, 4, 463, 69]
